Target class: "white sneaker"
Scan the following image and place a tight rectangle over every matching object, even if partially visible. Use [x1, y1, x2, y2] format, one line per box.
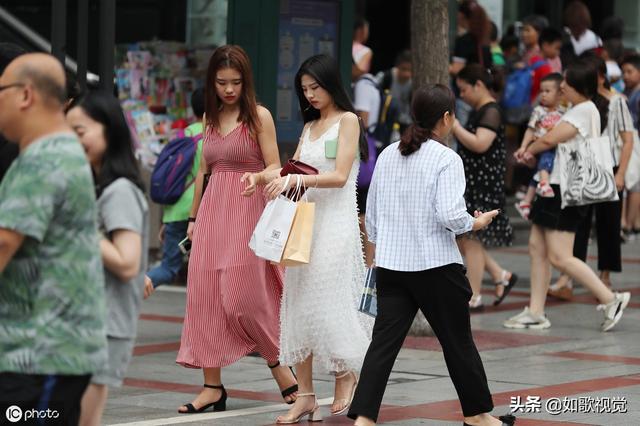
[598, 292, 631, 332]
[503, 307, 551, 329]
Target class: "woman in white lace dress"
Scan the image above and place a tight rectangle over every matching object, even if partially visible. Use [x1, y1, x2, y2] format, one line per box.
[257, 54, 373, 423]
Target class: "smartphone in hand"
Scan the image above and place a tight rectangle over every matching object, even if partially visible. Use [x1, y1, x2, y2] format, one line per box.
[178, 236, 192, 256]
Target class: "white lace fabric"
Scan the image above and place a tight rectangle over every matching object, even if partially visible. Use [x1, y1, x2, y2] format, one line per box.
[279, 119, 373, 373]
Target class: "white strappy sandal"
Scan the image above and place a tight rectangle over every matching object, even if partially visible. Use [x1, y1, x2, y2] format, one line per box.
[331, 371, 358, 415]
[276, 393, 322, 424]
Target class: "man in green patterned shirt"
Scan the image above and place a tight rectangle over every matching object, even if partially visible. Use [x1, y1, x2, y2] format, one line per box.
[0, 53, 107, 424]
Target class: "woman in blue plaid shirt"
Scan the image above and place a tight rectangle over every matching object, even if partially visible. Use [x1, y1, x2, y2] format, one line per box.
[348, 84, 514, 426]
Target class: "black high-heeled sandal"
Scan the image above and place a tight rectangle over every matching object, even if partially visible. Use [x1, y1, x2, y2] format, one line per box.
[493, 271, 518, 306]
[269, 361, 299, 404]
[178, 384, 227, 414]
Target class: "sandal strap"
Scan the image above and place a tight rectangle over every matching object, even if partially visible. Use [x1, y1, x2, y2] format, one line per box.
[296, 392, 315, 397]
[495, 270, 509, 286]
[204, 384, 224, 389]
[181, 403, 196, 413]
[281, 384, 298, 398]
[335, 370, 354, 379]
[268, 361, 280, 369]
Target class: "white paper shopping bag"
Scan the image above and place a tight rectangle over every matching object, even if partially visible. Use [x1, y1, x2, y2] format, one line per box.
[249, 176, 298, 262]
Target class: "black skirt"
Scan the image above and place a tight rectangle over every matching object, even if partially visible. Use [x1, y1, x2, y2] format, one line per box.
[357, 185, 369, 214]
[529, 184, 587, 232]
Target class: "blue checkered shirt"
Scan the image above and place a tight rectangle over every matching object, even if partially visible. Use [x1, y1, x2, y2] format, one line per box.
[365, 140, 474, 272]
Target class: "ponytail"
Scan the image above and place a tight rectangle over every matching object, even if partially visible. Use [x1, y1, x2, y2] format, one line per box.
[399, 84, 455, 156]
[457, 63, 503, 94]
[399, 125, 431, 156]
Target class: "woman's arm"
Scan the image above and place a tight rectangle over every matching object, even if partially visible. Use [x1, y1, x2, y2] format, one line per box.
[616, 130, 634, 191]
[452, 120, 496, 154]
[526, 121, 578, 155]
[356, 50, 372, 74]
[101, 230, 142, 282]
[189, 148, 210, 218]
[434, 156, 475, 234]
[256, 106, 281, 173]
[241, 106, 281, 196]
[244, 122, 312, 194]
[264, 113, 361, 199]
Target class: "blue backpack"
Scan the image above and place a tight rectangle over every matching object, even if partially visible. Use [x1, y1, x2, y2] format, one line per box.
[501, 59, 546, 123]
[502, 59, 547, 108]
[150, 132, 203, 205]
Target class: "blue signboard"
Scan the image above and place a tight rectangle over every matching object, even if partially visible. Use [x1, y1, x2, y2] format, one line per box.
[276, 0, 340, 143]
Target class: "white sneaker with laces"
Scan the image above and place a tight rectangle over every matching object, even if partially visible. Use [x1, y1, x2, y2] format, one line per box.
[503, 307, 551, 329]
[598, 292, 631, 332]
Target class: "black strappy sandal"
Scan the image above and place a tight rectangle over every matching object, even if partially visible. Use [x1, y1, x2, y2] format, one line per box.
[493, 271, 518, 306]
[269, 361, 299, 404]
[178, 384, 227, 414]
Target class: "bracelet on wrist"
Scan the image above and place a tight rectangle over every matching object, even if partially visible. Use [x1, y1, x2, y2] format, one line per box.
[188, 217, 196, 223]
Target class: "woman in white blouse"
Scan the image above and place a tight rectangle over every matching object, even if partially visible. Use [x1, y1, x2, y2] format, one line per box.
[551, 55, 635, 296]
[348, 84, 514, 426]
[507, 60, 631, 331]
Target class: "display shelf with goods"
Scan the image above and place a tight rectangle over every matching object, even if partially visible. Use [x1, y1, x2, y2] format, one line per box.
[115, 41, 215, 170]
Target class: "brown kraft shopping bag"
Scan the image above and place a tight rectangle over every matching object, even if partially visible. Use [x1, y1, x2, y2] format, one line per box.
[280, 201, 315, 266]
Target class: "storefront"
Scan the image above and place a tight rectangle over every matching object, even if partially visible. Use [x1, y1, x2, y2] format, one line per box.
[110, 0, 354, 161]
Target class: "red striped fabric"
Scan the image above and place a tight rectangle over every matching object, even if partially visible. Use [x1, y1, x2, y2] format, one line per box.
[176, 123, 284, 368]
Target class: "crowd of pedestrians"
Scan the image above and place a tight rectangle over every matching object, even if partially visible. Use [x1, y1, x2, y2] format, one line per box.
[0, 1, 638, 425]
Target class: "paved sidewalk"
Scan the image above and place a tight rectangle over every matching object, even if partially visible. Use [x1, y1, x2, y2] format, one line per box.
[103, 238, 640, 426]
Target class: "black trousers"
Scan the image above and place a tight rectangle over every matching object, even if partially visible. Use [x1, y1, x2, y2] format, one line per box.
[347, 263, 494, 422]
[573, 193, 623, 272]
[0, 372, 91, 425]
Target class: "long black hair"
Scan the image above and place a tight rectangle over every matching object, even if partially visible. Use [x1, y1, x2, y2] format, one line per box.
[564, 59, 606, 130]
[399, 84, 455, 156]
[580, 54, 610, 131]
[71, 91, 145, 197]
[294, 54, 368, 161]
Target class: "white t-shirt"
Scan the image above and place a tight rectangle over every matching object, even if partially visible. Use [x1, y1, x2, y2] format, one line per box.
[606, 60, 622, 80]
[550, 101, 600, 184]
[569, 29, 602, 56]
[352, 43, 372, 70]
[354, 75, 381, 131]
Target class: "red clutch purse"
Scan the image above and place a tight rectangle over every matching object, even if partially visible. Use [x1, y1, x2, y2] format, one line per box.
[280, 159, 318, 200]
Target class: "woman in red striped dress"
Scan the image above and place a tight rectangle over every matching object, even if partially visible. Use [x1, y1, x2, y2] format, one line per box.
[176, 45, 298, 413]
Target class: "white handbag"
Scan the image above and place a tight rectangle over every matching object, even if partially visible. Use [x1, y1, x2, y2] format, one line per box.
[557, 108, 619, 208]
